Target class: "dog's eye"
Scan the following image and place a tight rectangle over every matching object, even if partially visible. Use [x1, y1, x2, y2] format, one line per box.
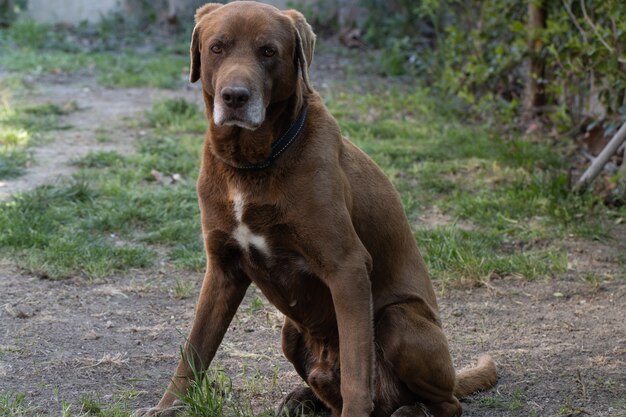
[210, 44, 223, 54]
[262, 47, 276, 57]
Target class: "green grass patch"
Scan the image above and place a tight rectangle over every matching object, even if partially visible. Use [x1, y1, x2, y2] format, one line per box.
[477, 388, 525, 411]
[0, 180, 156, 279]
[416, 226, 567, 285]
[0, 91, 73, 179]
[77, 393, 139, 417]
[0, 87, 615, 282]
[0, 98, 205, 279]
[0, 146, 29, 179]
[145, 98, 205, 133]
[0, 21, 189, 89]
[177, 368, 241, 417]
[0, 48, 188, 89]
[0, 392, 38, 416]
[0, 103, 32, 179]
[326, 88, 614, 282]
[96, 53, 188, 89]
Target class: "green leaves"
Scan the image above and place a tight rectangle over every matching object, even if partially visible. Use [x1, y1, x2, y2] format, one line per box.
[361, 0, 626, 126]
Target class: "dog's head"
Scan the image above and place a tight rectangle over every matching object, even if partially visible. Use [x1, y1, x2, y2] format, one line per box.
[189, 1, 315, 131]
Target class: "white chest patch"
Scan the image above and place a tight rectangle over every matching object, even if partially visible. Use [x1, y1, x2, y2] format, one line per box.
[231, 191, 271, 256]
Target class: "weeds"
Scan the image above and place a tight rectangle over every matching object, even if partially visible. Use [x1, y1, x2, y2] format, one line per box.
[478, 388, 525, 411]
[174, 278, 196, 300]
[247, 296, 264, 313]
[0, 392, 38, 417]
[78, 394, 135, 417]
[581, 272, 602, 290]
[174, 346, 257, 417]
[96, 53, 188, 89]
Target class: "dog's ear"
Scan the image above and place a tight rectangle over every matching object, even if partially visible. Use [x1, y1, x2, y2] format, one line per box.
[195, 2, 222, 23]
[283, 9, 316, 93]
[189, 26, 202, 83]
[190, 3, 223, 83]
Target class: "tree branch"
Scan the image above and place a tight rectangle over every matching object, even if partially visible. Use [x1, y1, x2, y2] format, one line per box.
[580, 0, 614, 54]
[574, 121, 626, 191]
[562, 0, 587, 43]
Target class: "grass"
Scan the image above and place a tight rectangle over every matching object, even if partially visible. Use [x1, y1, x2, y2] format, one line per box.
[0, 85, 620, 281]
[0, 93, 73, 179]
[0, 390, 141, 417]
[324, 88, 618, 283]
[0, 366, 274, 417]
[146, 99, 206, 134]
[415, 226, 567, 286]
[0, 21, 189, 89]
[0, 180, 156, 279]
[0, 15, 622, 284]
[176, 368, 244, 417]
[0, 20, 207, 276]
[477, 388, 525, 411]
[174, 278, 196, 300]
[0, 392, 38, 416]
[0, 71, 76, 180]
[247, 296, 265, 313]
[0, 98, 205, 279]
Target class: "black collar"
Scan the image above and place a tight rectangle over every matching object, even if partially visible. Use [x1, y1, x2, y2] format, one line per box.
[216, 106, 308, 170]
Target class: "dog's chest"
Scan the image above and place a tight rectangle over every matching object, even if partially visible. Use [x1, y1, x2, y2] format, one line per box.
[229, 191, 271, 256]
[206, 189, 337, 332]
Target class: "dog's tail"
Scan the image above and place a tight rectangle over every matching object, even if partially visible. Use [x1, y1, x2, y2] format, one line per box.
[454, 354, 497, 399]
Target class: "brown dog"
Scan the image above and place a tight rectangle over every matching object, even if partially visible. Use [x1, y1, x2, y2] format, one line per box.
[136, 2, 497, 417]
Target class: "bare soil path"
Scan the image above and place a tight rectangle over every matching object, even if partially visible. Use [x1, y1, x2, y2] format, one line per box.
[0, 61, 625, 417]
[0, 76, 201, 199]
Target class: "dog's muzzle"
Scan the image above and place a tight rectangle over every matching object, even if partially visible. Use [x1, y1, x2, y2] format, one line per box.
[214, 85, 265, 130]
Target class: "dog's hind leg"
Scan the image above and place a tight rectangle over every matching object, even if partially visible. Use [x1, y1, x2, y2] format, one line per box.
[278, 318, 334, 417]
[376, 303, 462, 417]
[306, 357, 342, 416]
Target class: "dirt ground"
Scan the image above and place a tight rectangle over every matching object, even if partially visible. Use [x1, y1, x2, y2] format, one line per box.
[0, 55, 625, 417]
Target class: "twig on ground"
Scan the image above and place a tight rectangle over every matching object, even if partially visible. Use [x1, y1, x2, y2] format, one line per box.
[76, 352, 129, 368]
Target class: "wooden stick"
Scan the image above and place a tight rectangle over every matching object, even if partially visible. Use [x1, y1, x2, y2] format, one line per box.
[619, 146, 626, 191]
[574, 121, 626, 191]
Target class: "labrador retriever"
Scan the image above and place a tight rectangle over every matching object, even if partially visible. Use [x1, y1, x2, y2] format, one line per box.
[136, 2, 497, 416]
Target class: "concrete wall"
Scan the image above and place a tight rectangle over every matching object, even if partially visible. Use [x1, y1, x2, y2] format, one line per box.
[27, 0, 123, 24]
[26, 0, 301, 24]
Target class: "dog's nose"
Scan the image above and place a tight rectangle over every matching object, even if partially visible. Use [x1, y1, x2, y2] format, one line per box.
[221, 86, 250, 109]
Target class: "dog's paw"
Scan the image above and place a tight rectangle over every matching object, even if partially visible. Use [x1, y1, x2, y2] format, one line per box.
[134, 401, 184, 417]
[133, 408, 172, 417]
[276, 386, 330, 417]
[391, 404, 434, 417]
[134, 408, 159, 417]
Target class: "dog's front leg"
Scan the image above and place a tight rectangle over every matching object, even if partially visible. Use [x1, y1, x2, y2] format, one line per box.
[325, 249, 375, 417]
[137, 267, 250, 416]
